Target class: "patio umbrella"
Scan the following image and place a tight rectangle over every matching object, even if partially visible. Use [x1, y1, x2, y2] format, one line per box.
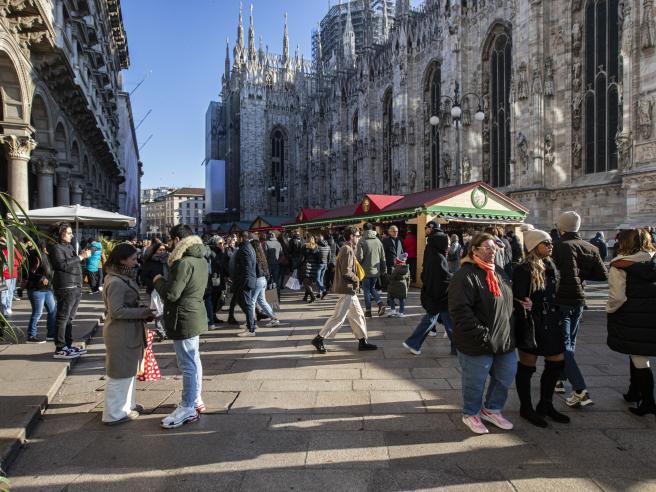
[16, 204, 136, 252]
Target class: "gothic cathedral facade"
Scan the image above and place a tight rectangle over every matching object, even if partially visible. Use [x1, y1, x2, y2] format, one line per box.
[209, 0, 656, 234]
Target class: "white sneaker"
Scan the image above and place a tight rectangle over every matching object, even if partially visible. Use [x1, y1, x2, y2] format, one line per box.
[566, 390, 594, 408]
[266, 319, 280, 326]
[402, 342, 421, 356]
[160, 406, 199, 429]
[428, 329, 438, 337]
[237, 329, 256, 337]
[98, 286, 103, 292]
[387, 309, 398, 318]
[396, 312, 406, 318]
[5, 308, 12, 316]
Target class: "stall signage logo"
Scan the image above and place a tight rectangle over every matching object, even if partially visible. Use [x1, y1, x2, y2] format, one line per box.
[362, 197, 371, 213]
[471, 187, 488, 209]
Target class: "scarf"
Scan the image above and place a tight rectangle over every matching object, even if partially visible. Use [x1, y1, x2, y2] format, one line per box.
[108, 264, 137, 279]
[472, 254, 502, 297]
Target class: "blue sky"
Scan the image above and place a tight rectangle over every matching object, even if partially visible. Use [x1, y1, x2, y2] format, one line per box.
[121, 0, 420, 189]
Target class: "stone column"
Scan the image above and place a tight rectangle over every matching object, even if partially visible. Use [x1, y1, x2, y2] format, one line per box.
[0, 135, 37, 210]
[55, 169, 71, 206]
[33, 157, 57, 208]
[70, 180, 83, 205]
[82, 185, 93, 206]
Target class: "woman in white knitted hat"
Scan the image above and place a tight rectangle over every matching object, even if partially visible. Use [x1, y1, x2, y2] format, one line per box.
[513, 225, 570, 428]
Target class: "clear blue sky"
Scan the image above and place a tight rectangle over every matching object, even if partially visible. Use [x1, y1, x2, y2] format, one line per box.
[121, 0, 421, 190]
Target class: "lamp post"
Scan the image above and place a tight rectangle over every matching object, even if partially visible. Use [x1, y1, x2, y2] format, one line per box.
[429, 81, 485, 185]
[267, 182, 288, 216]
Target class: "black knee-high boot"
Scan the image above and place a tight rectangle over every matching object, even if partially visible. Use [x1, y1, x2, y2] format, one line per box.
[536, 360, 570, 423]
[629, 367, 656, 417]
[624, 358, 642, 403]
[516, 362, 547, 428]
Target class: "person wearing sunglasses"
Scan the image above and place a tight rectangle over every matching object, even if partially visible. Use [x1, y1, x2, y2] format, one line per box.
[513, 225, 569, 428]
[448, 232, 515, 434]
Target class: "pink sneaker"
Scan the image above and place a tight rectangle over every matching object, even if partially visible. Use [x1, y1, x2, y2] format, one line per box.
[480, 408, 514, 430]
[461, 415, 489, 434]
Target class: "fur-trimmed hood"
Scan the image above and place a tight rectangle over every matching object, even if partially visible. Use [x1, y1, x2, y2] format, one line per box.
[168, 236, 205, 266]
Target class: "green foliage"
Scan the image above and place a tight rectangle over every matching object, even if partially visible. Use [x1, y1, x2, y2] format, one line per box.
[99, 236, 116, 258]
[0, 192, 43, 344]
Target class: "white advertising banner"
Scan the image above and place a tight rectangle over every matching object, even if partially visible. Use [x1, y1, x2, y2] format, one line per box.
[206, 159, 226, 214]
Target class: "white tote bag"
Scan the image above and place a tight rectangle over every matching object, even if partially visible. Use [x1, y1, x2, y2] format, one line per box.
[284, 270, 301, 291]
[150, 290, 164, 318]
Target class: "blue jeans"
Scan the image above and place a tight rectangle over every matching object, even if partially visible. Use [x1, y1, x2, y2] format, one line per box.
[405, 311, 455, 352]
[458, 350, 517, 416]
[27, 290, 57, 338]
[316, 264, 327, 294]
[559, 304, 587, 391]
[237, 286, 256, 332]
[387, 297, 405, 313]
[204, 295, 213, 325]
[1, 277, 17, 313]
[362, 277, 381, 311]
[173, 336, 202, 409]
[252, 276, 275, 326]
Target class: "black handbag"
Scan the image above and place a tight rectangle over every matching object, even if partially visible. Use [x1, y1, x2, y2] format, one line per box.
[514, 283, 537, 350]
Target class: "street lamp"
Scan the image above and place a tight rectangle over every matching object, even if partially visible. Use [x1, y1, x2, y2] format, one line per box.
[429, 81, 486, 185]
[267, 182, 288, 216]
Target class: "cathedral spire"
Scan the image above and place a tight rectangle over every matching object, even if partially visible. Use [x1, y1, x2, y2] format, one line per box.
[382, 1, 390, 42]
[342, 0, 355, 66]
[224, 37, 231, 82]
[316, 23, 323, 72]
[283, 12, 290, 67]
[234, 1, 244, 64]
[248, 2, 256, 62]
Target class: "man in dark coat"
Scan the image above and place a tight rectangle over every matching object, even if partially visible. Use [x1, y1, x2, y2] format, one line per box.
[402, 234, 455, 355]
[551, 211, 608, 408]
[234, 231, 258, 335]
[590, 232, 608, 261]
[382, 225, 405, 273]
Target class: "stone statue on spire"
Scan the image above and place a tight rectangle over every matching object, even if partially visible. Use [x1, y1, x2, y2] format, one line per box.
[248, 2, 256, 62]
[283, 12, 290, 67]
[233, 1, 244, 64]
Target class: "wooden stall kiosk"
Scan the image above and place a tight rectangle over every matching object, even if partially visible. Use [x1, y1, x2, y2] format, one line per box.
[285, 182, 528, 286]
[249, 216, 294, 235]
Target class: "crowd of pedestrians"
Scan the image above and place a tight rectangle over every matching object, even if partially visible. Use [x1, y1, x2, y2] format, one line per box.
[4, 213, 655, 434]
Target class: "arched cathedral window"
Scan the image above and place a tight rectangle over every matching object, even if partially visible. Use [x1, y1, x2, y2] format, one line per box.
[424, 63, 441, 189]
[584, 0, 620, 174]
[483, 27, 511, 188]
[271, 128, 285, 186]
[383, 89, 393, 194]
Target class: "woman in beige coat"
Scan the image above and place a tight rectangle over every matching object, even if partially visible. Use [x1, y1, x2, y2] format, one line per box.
[102, 243, 153, 425]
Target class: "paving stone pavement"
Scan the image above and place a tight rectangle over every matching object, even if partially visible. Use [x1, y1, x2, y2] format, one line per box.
[5, 283, 656, 491]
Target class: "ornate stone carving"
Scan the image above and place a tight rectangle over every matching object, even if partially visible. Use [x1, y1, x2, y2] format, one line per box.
[572, 62, 582, 92]
[482, 156, 491, 183]
[532, 67, 542, 96]
[393, 168, 401, 193]
[572, 96, 583, 130]
[0, 134, 37, 160]
[517, 132, 529, 169]
[641, 0, 655, 50]
[462, 156, 471, 183]
[572, 137, 582, 169]
[637, 190, 656, 210]
[615, 132, 633, 169]
[544, 132, 555, 167]
[637, 98, 654, 139]
[401, 120, 407, 144]
[442, 154, 452, 181]
[517, 63, 529, 100]
[370, 137, 377, 159]
[635, 142, 656, 163]
[572, 23, 582, 52]
[33, 157, 56, 175]
[409, 169, 416, 190]
[572, 0, 582, 12]
[408, 121, 415, 145]
[544, 58, 554, 97]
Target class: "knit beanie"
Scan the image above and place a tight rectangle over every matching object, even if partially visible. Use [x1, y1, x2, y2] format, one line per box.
[558, 211, 581, 233]
[521, 224, 552, 253]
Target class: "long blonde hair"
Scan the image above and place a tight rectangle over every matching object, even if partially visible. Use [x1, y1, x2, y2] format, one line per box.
[525, 249, 546, 292]
[305, 235, 317, 249]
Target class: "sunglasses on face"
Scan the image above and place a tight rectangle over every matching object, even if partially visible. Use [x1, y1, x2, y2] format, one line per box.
[541, 241, 553, 247]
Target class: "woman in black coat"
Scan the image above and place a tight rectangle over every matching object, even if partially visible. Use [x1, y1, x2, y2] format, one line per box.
[513, 226, 569, 428]
[301, 236, 320, 303]
[607, 228, 656, 417]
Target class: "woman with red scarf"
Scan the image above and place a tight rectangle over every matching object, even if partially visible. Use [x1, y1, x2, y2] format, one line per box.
[448, 232, 516, 435]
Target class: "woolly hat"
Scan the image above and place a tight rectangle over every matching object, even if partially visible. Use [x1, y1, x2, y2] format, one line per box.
[394, 253, 408, 265]
[521, 224, 552, 253]
[558, 211, 581, 233]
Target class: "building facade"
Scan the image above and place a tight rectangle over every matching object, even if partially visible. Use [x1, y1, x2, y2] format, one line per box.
[0, 0, 138, 213]
[209, 0, 656, 234]
[142, 187, 205, 237]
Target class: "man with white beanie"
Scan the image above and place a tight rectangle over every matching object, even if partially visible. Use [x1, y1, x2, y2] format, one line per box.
[551, 211, 608, 408]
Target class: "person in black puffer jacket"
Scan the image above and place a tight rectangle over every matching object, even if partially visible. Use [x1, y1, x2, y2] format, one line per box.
[25, 241, 57, 343]
[48, 222, 91, 359]
[316, 235, 332, 299]
[513, 226, 569, 428]
[551, 211, 608, 408]
[301, 236, 321, 303]
[403, 233, 454, 355]
[448, 232, 516, 435]
[607, 228, 656, 417]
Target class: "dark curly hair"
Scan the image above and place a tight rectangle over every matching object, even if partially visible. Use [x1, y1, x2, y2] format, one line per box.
[51, 222, 73, 244]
